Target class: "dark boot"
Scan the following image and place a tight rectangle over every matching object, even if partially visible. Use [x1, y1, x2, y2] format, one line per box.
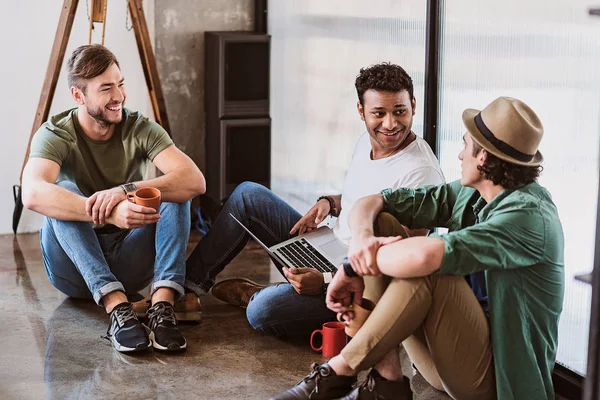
[270, 363, 357, 400]
[339, 370, 412, 400]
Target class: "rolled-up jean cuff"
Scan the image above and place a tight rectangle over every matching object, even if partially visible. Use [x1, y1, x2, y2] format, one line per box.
[94, 282, 126, 306]
[151, 280, 185, 300]
[184, 279, 209, 298]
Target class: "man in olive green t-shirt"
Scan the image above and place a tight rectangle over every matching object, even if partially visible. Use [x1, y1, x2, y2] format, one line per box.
[273, 97, 564, 400]
[22, 45, 205, 353]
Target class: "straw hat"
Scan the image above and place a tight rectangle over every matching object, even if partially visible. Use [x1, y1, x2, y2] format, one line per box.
[462, 97, 543, 166]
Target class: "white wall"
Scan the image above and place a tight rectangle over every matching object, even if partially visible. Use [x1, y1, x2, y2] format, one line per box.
[0, 0, 155, 234]
[269, 1, 427, 212]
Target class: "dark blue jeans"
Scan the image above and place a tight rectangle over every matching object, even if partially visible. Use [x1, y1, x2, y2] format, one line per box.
[40, 181, 190, 305]
[185, 182, 336, 337]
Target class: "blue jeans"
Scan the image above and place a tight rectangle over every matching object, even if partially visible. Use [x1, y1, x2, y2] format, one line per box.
[185, 181, 336, 337]
[40, 181, 190, 305]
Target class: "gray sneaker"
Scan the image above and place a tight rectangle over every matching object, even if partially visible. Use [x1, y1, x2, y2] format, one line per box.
[105, 302, 151, 353]
[147, 301, 187, 352]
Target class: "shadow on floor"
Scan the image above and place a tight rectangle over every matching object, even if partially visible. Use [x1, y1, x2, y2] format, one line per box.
[0, 233, 449, 399]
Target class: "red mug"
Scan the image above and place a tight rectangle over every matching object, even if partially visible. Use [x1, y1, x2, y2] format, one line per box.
[310, 321, 347, 358]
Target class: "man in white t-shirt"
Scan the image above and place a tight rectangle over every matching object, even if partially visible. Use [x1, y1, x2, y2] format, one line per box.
[184, 63, 444, 336]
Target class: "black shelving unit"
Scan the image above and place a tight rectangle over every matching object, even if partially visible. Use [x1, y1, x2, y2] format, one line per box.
[204, 31, 271, 207]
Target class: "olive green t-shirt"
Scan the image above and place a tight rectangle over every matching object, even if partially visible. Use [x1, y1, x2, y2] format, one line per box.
[382, 180, 565, 400]
[29, 108, 173, 231]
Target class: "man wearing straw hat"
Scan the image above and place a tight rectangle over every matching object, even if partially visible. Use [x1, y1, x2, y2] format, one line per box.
[273, 97, 564, 399]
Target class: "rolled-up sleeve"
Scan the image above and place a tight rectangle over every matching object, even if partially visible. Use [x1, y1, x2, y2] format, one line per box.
[433, 204, 545, 275]
[381, 181, 462, 230]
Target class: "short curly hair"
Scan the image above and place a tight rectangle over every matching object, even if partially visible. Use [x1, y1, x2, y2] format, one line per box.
[355, 62, 414, 106]
[472, 141, 542, 189]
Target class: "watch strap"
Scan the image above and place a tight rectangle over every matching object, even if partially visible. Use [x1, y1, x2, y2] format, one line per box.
[342, 257, 359, 278]
[317, 195, 338, 217]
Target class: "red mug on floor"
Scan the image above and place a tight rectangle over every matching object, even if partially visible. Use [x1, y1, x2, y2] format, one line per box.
[310, 321, 347, 358]
[127, 187, 161, 211]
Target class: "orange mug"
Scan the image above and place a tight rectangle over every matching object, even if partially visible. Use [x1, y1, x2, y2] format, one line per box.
[127, 187, 161, 211]
[310, 321, 347, 358]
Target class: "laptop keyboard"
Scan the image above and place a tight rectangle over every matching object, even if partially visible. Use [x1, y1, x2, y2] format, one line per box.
[276, 238, 337, 273]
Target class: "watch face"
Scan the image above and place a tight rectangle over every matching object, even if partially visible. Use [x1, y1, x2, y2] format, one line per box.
[124, 183, 137, 193]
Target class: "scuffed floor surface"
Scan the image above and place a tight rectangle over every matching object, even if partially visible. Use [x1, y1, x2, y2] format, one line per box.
[0, 233, 449, 399]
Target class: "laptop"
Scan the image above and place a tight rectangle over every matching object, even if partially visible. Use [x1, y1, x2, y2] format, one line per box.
[229, 213, 347, 273]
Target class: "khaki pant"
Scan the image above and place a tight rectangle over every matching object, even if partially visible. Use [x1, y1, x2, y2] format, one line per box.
[340, 213, 496, 400]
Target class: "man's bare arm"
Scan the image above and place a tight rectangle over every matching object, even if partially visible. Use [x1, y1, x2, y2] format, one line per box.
[376, 236, 445, 277]
[348, 194, 385, 238]
[134, 146, 205, 203]
[22, 158, 92, 222]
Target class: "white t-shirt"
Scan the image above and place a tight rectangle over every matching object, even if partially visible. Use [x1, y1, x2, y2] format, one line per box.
[333, 132, 445, 244]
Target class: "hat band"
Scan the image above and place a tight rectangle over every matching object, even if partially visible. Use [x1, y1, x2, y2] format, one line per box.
[474, 113, 534, 162]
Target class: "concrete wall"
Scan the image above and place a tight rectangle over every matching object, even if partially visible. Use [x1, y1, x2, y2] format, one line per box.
[153, 0, 255, 171]
[2, 1, 155, 234]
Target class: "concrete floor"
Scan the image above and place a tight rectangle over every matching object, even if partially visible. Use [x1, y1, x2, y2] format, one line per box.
[0, 233, 449, 400]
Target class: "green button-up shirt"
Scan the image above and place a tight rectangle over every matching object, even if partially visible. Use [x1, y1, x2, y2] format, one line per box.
[381, 180, 564, 400]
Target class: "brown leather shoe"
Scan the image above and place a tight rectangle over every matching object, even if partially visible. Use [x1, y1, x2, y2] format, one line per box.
[173, 293, 202, 322]
[339, 370, 412, 400]
[270, 363, 356, 400]
[131, 293, 202, 322]
[211, 278, 266, 308]
[132, 296, 150, 318]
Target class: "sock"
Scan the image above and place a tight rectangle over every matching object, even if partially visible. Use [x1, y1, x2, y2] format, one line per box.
[318, 363, 337, 376]
[370, 369, 389, 381]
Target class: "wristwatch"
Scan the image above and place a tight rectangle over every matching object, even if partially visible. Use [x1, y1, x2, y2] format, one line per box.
[342, 257, 359, 278]
[120, 182, 138, 195]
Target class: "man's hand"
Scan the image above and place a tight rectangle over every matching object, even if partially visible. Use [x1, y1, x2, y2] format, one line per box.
[86, 187, 128, 224]
[326, 266, 365, 313]
[347, 234, 404, 276]
[283, 267, 324, 295]
[290, 199, 330, 235]
[105, 200, 161, 229]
